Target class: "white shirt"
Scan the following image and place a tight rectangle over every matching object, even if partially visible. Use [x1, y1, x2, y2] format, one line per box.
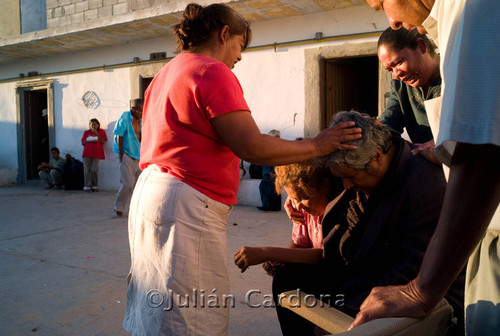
[423, 0, 500, 230]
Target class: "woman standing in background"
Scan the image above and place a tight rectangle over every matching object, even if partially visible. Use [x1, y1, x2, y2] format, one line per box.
[81, 118, 107, 191]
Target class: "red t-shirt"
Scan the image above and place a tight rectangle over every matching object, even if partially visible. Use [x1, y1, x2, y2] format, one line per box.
[140, 53, 250, 204]
[81, 129, 107, 160]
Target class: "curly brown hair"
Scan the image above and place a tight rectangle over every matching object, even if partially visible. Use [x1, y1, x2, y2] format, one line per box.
[274, 159, 329, 200]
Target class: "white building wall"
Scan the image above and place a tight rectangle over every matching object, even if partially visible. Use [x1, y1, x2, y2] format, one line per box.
[0, 82, 19, 183]
[235, 47, 306, 139]
[0, 7, 388, 188]
[52, 69, 131, 190]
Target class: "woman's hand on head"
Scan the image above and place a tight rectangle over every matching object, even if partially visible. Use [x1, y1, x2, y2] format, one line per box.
[313, 121, 362, 156]
[211, 111, 361, 165]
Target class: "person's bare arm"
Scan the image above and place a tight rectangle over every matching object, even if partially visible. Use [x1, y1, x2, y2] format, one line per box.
[117, 136, 124, 162]
[93, 129, 106, 144]
[349, 143, 500, 329]
[211, 111, 362, 166]
[43, 162, 59, 171]
[234, 245, 323, 273]
[261, 240, 300, 276]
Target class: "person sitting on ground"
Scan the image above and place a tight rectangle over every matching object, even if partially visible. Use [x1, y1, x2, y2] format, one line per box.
[272, 111, 464, 336]
[62, 154, 84, 190]
[377, 27, 441, 164]
[234, 160, 344, 273]
[38, 147, 66, 189]
[257, 129, 282, 211]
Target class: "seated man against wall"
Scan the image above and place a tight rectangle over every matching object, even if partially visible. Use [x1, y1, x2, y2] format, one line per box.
[272, 111, 464, 335]
[38, 147, 66, 189]
[62, 154, 84, 190]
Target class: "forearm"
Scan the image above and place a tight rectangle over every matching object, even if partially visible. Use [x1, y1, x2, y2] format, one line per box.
[415, 143, 500, 307]
[261, 246, 323, 265]
[97, 132, 106, 144]
[239, 135, 319, 165]
[117, 136, 124, 156]
[211, 111, 360, 166]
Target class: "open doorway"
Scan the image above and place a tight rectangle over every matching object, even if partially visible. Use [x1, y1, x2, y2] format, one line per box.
[23, 89, 48, 180]
[140, 76, 154, 99]
[321, 56, 379, 128]
[16, 80, 54, 183]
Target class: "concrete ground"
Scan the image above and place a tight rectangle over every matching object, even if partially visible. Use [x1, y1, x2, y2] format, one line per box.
[0, 183, 292, 336]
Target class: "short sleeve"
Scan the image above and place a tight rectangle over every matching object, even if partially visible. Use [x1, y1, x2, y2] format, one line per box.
[196, 63, 250, 120]
[434, 0, 500, 161]
[81, 130, 88, 144]
[99, 129, 108, 141]
[113, 114, 126, 137]
[380, 81, 405, 134]
[56, 158, 66, 170]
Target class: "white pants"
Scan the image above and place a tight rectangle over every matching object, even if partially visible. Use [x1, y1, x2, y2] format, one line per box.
[123, 166, 233, 336]
[114, 154, 141, 213]
[465, 230, 500, 335]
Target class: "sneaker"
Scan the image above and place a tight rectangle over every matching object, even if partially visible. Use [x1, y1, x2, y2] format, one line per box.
[91, 186, 98, 192]
[52, 185, 61, 190]
[44, 184, 54, 190]
[83, 186, 91, 192]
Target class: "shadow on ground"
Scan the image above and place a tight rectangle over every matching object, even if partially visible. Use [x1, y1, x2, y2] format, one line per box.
[0, 183, 291, 335]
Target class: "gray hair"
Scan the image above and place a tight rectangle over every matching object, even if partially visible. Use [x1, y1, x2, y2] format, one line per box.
[268, 129, 281, 138]
[325, 111, 393, 171]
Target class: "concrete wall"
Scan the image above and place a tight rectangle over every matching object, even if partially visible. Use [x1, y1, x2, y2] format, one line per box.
[0, 7, 389, 189]
[53, 68, 130, 190]
[20, 0, 47, 33]
[0, 81, 19, 185]
[47, 0, 129, 28]
[0, 0, 20, 38]
[45, 0, 199, 28]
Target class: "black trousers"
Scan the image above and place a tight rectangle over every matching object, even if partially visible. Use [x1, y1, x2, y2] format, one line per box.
[272, 264, 331, 336]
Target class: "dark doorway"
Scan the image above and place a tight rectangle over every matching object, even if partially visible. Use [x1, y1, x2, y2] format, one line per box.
[321, 56, 379, 128]
[140, 77, 154, 99]
[23, 89, 48, 180]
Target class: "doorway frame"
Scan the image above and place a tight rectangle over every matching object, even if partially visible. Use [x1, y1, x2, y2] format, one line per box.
[15, 79, 54, 183]
[304, 41, 392, 136]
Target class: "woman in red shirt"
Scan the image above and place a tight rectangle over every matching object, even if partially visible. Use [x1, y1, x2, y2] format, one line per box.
[123, 3, 362, 336]
[81, 118, 107, 191]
